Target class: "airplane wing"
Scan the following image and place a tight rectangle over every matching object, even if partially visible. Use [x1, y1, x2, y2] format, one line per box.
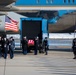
[0, 0, 16, 6]
[0, 0, 19, 11]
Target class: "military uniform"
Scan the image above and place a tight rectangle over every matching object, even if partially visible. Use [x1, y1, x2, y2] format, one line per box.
[0, 37, 2, 57]
[21, 37, 28, 55]
[43, 37, 48, 55]
[72, 38, 76, 59]
[1, 37, 8, 59]
[34, 37, 39, 55]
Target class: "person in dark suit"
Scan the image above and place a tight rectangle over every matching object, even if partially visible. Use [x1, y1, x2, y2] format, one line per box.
[1, 37, 4, 57]
[34, 37, 39, 55]
[0, 36, 2, 58]
[1, 37, 8, 59]
[43, 37, 48, 55]
[9, 37, 15, 59]
[72, 38, 76, 59]
[21, 36, 28, 55]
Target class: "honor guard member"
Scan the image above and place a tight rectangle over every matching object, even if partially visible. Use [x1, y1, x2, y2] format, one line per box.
[72, 38, 76, 59]
[1, 37, 8, 59]
[1, 37, 4, 57]
[6, 38, 9, 54]
[21, 36, 28, 55]
[4, 38, 9, 59]
[43, 37, 48, 55]
[9, 37, 15, 59]
[0, 37, 2, 57]
[34, 37, 39, 55]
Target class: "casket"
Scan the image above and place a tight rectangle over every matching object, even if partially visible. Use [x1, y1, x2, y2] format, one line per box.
[28, 40, 34, 46]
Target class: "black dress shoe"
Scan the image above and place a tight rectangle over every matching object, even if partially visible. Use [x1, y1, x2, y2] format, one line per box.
[10, 57, 13, 59]
[73, 57, 76, 59]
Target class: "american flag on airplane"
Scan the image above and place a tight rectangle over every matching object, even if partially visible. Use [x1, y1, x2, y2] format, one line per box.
[5, 16, 19, 32]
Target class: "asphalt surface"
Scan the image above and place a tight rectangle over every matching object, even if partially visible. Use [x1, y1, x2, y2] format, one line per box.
[0, 51, 76, 75]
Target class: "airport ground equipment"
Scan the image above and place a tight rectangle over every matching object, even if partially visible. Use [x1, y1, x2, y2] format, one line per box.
[20, 18, 48, 50]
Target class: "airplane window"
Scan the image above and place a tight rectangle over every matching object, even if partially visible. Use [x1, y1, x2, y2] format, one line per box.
[46, 0, 49, 3]
[72, 0, 74, 3]
[63, 0, 66, 3]
[37, 0, 39, 3]
[50, 0, 53, 3]
[68, 0, 70, 3]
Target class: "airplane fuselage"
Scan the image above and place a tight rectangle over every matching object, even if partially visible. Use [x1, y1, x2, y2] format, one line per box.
[15, 0, 76, 6]
[15, 0, 76, 10]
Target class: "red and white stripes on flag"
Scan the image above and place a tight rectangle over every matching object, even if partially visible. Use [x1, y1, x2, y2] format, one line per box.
[28, 40, 34, 46]
[5, 16, 19, 32]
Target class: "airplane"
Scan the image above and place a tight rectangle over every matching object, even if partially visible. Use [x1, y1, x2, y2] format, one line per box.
[15, 0, 76, 10]
[0, 0, 76, 34]
[0, 0, 75, 49]
[14, 0, 76, 33]
[14, 0, 76, 21]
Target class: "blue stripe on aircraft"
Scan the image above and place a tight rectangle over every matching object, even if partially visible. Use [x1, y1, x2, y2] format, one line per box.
[15, 0, 76, 6]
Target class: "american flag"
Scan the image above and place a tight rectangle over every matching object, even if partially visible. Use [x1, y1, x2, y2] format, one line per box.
[28, 40, 34, 46]
[5, 16, 19, 32]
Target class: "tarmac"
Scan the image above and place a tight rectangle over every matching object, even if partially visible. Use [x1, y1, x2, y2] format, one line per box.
[0, 50, 76, 75]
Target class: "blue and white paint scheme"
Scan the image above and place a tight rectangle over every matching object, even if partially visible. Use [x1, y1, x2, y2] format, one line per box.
[14, 0, 76, 23]
[15, 0, 76, 10]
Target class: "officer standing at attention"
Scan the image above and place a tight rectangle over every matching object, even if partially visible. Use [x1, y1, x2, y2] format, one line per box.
[1, 37, 8, 59]
[34, 37, 39, 55]
[0, 37, 2, 57]
[43, 37, 48, 55]
[1, 36, 4, 57]
[72, 38, 76, 59]
[4, 37, 9, 59]
[9, 37, 15, 59]
[21, 36, 28, 55]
